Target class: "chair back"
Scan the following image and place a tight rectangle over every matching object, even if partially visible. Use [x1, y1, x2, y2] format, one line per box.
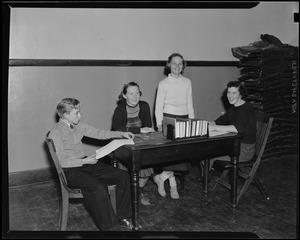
[46, 132, 75, 192]
[253, 111, 273, 167]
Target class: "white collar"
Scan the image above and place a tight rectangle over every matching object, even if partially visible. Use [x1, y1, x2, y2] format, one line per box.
[168, 73, 183, 80]
[60, 118, 72, 127]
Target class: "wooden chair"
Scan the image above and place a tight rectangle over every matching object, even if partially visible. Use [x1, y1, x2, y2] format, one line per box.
[211, 111, 273, 205]
[46, 133, 117, 230]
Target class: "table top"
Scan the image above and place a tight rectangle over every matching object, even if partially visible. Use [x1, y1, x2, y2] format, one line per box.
[124, 131, 240, 150]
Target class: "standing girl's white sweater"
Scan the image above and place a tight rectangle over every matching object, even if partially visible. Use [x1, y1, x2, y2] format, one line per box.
[155, 74, 194, 128]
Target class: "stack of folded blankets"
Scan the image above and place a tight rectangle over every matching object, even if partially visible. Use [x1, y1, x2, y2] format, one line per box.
[232, 34, 298, 160]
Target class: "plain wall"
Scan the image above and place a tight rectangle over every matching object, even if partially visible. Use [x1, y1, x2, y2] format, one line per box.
[9, 2, 298, 60]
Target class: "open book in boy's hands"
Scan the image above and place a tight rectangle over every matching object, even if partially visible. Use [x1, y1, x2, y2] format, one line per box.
[96, 138, 135, 159]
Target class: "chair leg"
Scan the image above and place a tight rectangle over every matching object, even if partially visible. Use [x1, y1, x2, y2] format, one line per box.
[60, 191, 69, 231]
[211, 180, 219, 192]
[108, 185, 117, 214]
[180, 173, 185, 191]
[199, 161, 204, 178]
[237, 169, 255, 204]
[252, 177, 270, 200]
[58, 196, 62, 229]
[174, 172, 186, 191]
[212, 169, 230, 191]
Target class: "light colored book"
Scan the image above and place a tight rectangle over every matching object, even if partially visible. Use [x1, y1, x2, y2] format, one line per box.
[96, 138, 134, 159]
[202, 120, 208, 136]
[185, 119, 190, 137]
[191, 120, 197, 136]
[175, 121, 180, 138]
[208, 129, 229, 137]
[199, 120, 203, 136]
[196, 120, 200, 136]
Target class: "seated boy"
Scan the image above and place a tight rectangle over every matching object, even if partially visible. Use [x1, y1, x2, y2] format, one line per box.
[48, 98, 135, 231]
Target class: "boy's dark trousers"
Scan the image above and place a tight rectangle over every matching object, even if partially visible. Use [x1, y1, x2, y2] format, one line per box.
[64, 161, 132, 230]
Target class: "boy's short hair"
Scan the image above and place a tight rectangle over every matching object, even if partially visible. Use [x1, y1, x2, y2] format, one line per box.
[56, 98, 80, 117]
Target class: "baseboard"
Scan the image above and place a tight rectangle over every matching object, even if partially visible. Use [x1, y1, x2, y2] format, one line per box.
[8, 154, 297, 188]
[9, 167, 57, 188]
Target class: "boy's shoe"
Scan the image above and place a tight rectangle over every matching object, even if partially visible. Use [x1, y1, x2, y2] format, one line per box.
[170, 186, 180, 199]
[119, 218, 133, 230]
[119, 218, 142, 230]
[153, 175, 166, 197]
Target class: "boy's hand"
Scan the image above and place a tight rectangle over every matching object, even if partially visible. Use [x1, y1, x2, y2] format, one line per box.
[122, 132, 135, 139]
[82, 155, 98, 165]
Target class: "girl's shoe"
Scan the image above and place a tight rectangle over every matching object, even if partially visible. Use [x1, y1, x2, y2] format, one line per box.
[170, 186, 179, 199]
[140, 193, 151, 205]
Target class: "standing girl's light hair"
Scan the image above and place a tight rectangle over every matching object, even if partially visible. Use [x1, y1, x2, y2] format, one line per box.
[166, 53, 187, 70]
[164, 53, 187, 75]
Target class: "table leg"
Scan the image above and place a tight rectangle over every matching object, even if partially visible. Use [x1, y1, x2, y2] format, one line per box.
[230, 155, 238, 208]
[231, 138, 240, 209]
[131, 171, 140, 231]
[203, 158, 209, 196]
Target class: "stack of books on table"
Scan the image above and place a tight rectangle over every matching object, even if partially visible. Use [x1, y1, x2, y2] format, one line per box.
[163, 117, 209, 140]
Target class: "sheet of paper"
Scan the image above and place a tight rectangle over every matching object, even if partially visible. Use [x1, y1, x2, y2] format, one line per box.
[209, 129, 230, 137]
[96, 138, 135, 159]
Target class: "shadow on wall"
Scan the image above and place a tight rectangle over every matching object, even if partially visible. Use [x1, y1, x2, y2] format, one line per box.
[44, 130, 55, 171]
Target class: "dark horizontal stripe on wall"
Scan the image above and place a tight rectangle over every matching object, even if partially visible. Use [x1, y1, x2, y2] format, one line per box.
[9, 59, 239, 67]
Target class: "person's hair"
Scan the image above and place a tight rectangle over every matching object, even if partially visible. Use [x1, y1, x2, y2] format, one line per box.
[118, 82, 142, 103]
[56, 98, 80, 117]
[226, 81, 248, 99]
[166, 53, 187, 70]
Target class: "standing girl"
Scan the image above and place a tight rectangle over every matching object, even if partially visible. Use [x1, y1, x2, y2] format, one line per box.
[154, 53, 195, 199]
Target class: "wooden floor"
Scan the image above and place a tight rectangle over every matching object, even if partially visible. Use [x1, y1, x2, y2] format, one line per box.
[6, 155, 298, 239]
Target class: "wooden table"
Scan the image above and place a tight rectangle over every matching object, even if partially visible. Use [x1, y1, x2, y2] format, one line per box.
[113, 131, 242, 231]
